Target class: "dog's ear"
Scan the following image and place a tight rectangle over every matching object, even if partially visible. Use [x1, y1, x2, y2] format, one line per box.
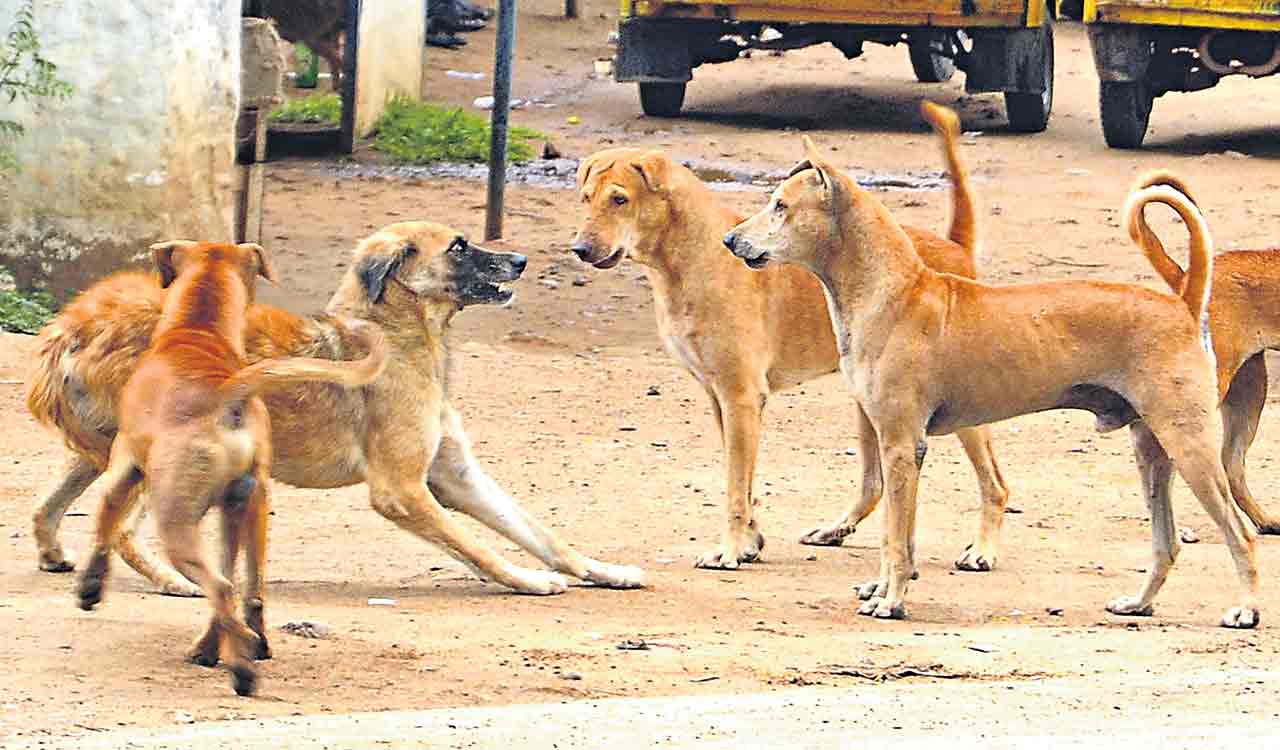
[239, 243, 276, 283]
[149, 240, 199, 288]
[576, 153, 606, 191]
[795, 135, 843, 205]
[355, 236, 418, 303]
[630, 151, 670, 193]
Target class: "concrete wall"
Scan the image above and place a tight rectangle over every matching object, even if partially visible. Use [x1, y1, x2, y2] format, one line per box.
[355, 0, 426, 136]
[0, 1, 241, 298]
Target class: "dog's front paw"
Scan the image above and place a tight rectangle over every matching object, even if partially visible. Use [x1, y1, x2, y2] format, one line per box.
[159, 578, 204, 598]
[1105, 595, 1154, 617]
[856, 578, 887, 601]
[857, 596, 907, 619]
[694, 526, 765, 570]
[955, 542, 997, 572]
[1222, 606, 1260, 629]
[584, 561, 647, 589]
[187, 632, 222, 668]
[511, 569, 570, 596]
[39, 545, 76, 573]
[75, 550, 109, 611]
[799, 524, 852, 547]
[230, 664, 258, 697]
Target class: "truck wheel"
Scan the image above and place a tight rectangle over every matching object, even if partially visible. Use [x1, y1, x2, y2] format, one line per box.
[638, 82, 686, 117]
[909, 35, 956, 83]
[1004, 20, 1053, 132]
[1099, 81, 1153, 149]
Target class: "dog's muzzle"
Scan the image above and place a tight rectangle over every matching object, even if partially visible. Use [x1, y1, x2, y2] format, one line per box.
[724, 232, 770, 270]
[571, 239, 624, 270]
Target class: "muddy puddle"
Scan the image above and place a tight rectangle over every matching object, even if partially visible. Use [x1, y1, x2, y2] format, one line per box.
[316, 158, 949, 193]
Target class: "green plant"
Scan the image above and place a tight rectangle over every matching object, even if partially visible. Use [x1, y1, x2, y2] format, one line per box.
[371, 96, 544, 165]
[0, 266, 57, 334]
[1, 1, 73, 172]
[270, 92, 342, 125]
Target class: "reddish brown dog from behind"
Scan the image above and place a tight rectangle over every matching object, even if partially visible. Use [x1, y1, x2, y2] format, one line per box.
[74, 240, 386, 697]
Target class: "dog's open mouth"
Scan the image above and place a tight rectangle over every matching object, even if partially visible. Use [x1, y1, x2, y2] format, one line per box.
[744, 253, 771, 270]
[466, 281, 515, 305]
[592, 248, 625, 270]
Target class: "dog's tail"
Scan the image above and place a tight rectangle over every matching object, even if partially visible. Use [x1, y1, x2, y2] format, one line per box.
[218, 322, 388, 408]
[920, 101, 980, 261]
[1124, 183, 1214, 328]
[1128, 170, 1202, 294]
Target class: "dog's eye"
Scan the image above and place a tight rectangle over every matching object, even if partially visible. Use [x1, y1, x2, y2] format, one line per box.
[612, 194, 628, 207]
[774, 201, 787, 214]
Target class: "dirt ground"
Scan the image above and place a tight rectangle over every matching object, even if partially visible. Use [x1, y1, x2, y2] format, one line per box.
[4, 1, 1280, 743]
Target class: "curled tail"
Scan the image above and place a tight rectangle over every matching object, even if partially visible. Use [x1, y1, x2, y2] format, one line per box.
[1123, 183, 1214, 327]
[920, 100, 980, 262]
[219, 321, 388, 407]
[1128, 170, 1202, 294]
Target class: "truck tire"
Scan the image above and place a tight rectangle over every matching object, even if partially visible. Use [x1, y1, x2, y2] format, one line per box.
[1099, 81, 1153, 149]
[1004, 20, 1054, 132]
[638, 82, 686, 117]
[909, 35, 956, 83]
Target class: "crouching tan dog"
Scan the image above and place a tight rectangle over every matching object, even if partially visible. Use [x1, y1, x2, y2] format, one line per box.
[27, 222, 644, 599]
[723, 103, 1260, 628]
[75, 240, 388, 696]
[1129, 170, 1280, 536]
[571, 118, 1010, 572]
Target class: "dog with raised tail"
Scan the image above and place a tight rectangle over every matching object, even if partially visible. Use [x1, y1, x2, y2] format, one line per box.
[723, 102, 1259, 629]
[73, 240, 387, 697]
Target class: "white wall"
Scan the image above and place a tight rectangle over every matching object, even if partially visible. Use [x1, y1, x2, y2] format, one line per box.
[0, 0, 240, 297]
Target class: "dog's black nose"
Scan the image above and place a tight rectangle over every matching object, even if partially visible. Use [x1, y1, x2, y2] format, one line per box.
[723, 232, 737, 252]
[570, 241, 592, 260]
[511, 254, 528, 274]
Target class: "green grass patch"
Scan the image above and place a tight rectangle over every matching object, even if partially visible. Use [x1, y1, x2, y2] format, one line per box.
[0, 267, 57, 334]
[270, 93, 341, 125]
[371, 96, 544, 165]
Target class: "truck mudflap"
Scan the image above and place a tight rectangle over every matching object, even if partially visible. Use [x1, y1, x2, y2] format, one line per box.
[1086, 24, 1150, 82]
[615, 18, 698, 83]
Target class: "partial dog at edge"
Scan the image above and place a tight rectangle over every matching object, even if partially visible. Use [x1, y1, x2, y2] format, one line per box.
[571, 118, 1010, 573]
[28, 222, 645, 600]
[1128, 170, 1280, 536]
[74, 240, 388, 696]
[723, 102, 1260, 629]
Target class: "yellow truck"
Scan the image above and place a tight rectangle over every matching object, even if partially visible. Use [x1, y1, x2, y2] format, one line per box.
[1061, 0, 1280, 147]
[614, 0, 1057, 131]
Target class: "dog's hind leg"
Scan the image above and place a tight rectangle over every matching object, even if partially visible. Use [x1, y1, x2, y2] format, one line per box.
[160, 517, 259, 696]
[76, 443, 143, 611]
[695, 387, 767, 570]
[429, 407, 645, 589]
[953, 426, 1011, 572]
[1222, 353, 1280, 534]
[802, 403, 883, 547]
[33, 454, 100, 572]
[1106, 423, 1177, 618]
[112, 497, 204, 598]
[241, 465, 272, 659]
[1140, 414, 1260, 628]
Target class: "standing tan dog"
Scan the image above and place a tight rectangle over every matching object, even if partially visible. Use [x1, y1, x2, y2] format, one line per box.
[723, 103, 1260, 628]
[1129, 170, 1280, 536]
[571, 132, 1010, 572]
[75, 240, 388, 696]
[28, 223, 644, 599]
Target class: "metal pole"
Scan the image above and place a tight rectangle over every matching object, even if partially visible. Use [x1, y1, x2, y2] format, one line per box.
[339, 0, 361, 154]
[484, 0, 516, 241]
[565, 0, 578, 18]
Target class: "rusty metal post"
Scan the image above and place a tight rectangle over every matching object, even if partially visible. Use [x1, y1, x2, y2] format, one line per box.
[484, 0, 516, 240]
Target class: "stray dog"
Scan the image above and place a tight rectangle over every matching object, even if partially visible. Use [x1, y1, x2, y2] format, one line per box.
[571, 128, 1010, 572]
[723, 103, 1259, 628]
[74, 240, 388, 696]
[28, 222, 644, 600]
[1129, 170, 1280, 535]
